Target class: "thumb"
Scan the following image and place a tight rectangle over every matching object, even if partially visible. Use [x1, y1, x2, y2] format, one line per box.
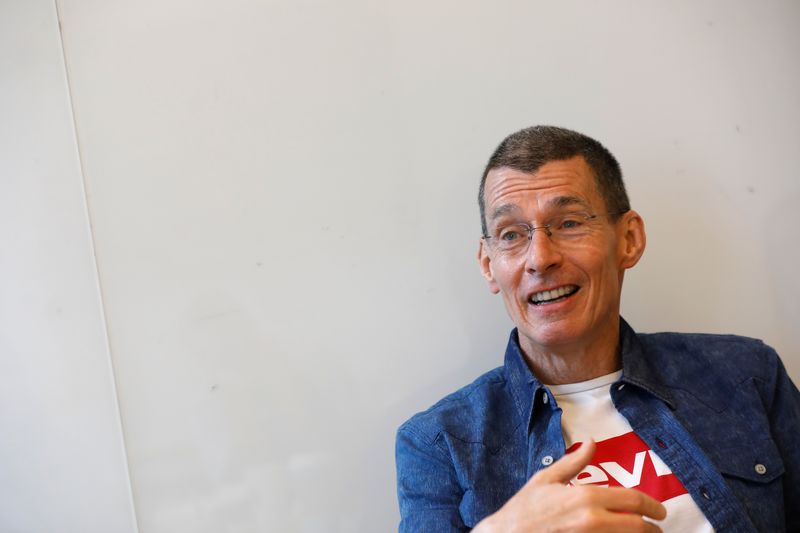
[532, 439, 596, 485]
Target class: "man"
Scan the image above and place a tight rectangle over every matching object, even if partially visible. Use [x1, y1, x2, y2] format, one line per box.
[395, 126, 799, 532]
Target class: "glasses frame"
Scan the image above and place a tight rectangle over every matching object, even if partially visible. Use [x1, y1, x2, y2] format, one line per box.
[482, 210, 629, 253]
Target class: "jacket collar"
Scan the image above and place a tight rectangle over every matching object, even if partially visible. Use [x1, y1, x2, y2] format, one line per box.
[503, 317, 676, 428]
[618, 317, 675, 409]
[502, 328, 542, 430]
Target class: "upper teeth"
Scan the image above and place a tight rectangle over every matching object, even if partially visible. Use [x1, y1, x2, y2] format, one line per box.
[531, 285, 576, 303]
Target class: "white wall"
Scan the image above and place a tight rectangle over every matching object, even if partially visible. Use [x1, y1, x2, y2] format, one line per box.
[3, 0, 798, 531]
[0, 1, 137, 532]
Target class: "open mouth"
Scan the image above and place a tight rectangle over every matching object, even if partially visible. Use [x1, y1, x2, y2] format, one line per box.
[528, 285, 579, 306]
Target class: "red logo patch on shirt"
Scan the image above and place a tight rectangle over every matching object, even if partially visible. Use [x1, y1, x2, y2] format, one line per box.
[566, 432, 687, 502]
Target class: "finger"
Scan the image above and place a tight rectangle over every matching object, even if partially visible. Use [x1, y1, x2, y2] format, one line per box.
[584, 486, 667, 520]
[591, 510, 665, 533]
[533, 439, 596, 485]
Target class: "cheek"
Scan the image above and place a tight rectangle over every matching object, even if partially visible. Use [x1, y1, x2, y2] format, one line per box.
[573, 251, 621, 297]
[584, 254, 623, 302]
[492, 257, 522, 286]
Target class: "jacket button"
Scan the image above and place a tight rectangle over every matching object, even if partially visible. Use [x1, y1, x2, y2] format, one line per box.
[542, 393, 549, 404]
[700, 487, 711, 500]
[542, 455, 554, 466]
[755, 463, 767, 475]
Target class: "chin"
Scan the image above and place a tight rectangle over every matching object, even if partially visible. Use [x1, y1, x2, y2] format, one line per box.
[519, 324, 580, 349]
[523, 307, 596, 337]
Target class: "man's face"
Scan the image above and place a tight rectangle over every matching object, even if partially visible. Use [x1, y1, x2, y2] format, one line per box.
[478, 156, 645, 356]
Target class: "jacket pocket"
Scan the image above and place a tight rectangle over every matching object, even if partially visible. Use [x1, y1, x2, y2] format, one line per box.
[709, 438, 785, 531]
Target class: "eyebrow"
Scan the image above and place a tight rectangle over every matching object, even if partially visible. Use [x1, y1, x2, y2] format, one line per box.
[489, 196, 591, 221]
[549, 195, 590, 210]
[490, 204, 520, 220]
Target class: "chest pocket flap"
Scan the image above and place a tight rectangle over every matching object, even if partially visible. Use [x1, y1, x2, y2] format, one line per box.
[709, 438, 784, 483]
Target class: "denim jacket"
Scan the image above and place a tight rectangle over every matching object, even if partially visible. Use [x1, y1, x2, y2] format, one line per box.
[396, 319, 800, 532]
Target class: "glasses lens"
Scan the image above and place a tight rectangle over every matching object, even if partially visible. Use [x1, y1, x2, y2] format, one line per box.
[495, 224, 529, 252]
[550, 213, 592, 239]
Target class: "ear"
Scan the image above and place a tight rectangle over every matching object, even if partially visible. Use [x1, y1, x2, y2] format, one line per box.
[618, 210, 646, 270]
[478, 239, 501, 294]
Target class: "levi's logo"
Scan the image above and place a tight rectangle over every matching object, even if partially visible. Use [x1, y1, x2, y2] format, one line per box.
[566, 432, 687, 502]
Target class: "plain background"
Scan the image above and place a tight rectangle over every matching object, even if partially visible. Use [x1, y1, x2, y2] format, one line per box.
[2, 0, 798, 531]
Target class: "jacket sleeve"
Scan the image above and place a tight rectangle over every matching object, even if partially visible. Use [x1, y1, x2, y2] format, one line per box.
[395, 424, 470, 533]
[764, 349, 800, 532]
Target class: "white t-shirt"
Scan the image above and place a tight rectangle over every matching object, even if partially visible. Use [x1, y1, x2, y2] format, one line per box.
[549, 371, 714, 533]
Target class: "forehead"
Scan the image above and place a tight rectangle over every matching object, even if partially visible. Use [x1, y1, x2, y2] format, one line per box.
[483, 156, 602, 219]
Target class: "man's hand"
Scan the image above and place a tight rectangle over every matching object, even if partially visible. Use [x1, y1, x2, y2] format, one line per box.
[473, 440, 667, 532]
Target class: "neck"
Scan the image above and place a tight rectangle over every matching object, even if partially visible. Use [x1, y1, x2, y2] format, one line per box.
[519, 322, 621, 385]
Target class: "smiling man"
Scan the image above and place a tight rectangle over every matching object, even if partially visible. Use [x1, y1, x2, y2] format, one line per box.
[395, 126, 799, 532]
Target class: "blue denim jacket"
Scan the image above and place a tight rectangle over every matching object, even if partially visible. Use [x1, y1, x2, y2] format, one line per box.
[396, 319, 800, 532]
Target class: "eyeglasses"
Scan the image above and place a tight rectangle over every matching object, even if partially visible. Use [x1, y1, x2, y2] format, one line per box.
[482, 211, 627, 256]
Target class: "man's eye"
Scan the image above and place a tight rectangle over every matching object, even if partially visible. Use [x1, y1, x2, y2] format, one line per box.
[500, 229, 523, 241]
[559, 218, 584, 230]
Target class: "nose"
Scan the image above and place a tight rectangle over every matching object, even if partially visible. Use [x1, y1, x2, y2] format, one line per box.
[524, 227, 562, 273]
